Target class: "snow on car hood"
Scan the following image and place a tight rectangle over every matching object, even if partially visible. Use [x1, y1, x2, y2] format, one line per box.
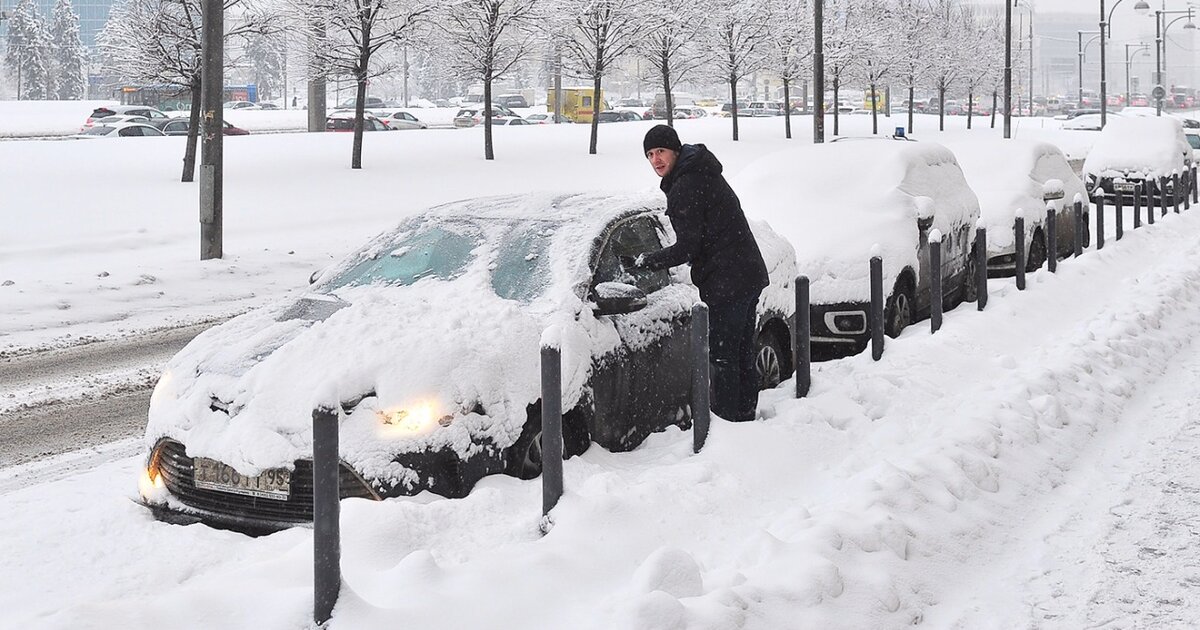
[1083, 116, 1191, 181]
[947, 139, 1087, 253]
[734, 141, 979, 303]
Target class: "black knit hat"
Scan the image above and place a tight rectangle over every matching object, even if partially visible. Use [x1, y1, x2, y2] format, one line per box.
[643, 124, 682, 155]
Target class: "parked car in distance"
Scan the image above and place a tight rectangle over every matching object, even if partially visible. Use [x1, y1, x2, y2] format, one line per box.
[453, 105, 519, 127]
[91, 114, 149, 126]
[151, 118, 250, 136]
[385, 111, 428, 130]
[496, 94, 529, 109]
[83, 105, 171, 130]
[493, 117, 533, 125]
[75, 122, 167, 138]
[326, 112, 393, 131]
[223, 101, 259, 110]
[947, 139, 1089, 276]
[338, 96, 392, 109]
[735, 140, 981, 358]
[746, 101, 783, 116]
[136, 191, 797, 532]
[525, 113, 554, 124]
[1061, 112, 1117, 131]
[719, 101, 750, 117]
[672, 106, 706, 119]
[597, 110, 641, 123]
[1083, 115, 1194, 205]
[1055, 108, 1101, 121]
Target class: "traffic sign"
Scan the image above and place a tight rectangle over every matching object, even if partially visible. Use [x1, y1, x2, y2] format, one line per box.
[1153, 85, 1167, 101]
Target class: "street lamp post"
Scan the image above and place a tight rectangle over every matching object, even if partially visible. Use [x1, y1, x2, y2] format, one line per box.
[1126, 43, 1150, 104]
[1162, 10, 1196, 92]
[1103, 0, 1141, 127]
[1079, 30, 1101, 109]
[1004, 0, 1012, 138]
[1137, 3, 1195, 115]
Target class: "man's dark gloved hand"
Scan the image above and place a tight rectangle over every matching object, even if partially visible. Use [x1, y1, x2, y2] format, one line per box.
[618, 254, 645, 269]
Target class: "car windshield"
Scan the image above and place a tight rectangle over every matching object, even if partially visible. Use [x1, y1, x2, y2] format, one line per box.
[321, 218, 559, 302]
[1187, 135, 1200, 150]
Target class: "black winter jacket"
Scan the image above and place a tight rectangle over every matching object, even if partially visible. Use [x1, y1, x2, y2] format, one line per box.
[641, 144, 769, 304]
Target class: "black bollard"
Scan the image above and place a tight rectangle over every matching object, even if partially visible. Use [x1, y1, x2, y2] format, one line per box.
[1185, 163, 1195, 202]
[1186, 170, 1192, 210]
[1114, 191, 1123, 240]
[929, 233, 943, 333]
[1160, 177, 1170, 218]
[1046, 203, 1058, 273]
[540, 341, 563, 517]
[975, 226, 988, 311]
[1173, 172, 1182, 213]
[1096, 195, 1105, 250]
[1147, 181, 1156, 225]
[1133, 184, 1142, 228]
[870, 256, 884, 361]
[313, 404, 341, 627]
[691, 303, 710, 453]
[1080, 195, 1089, 256]
[1014, 213, 1026, 290]
[795, 277, 810, 399]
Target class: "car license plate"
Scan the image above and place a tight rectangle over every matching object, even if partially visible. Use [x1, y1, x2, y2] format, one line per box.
[1114, 181, 1138, 192]
[193, 457, 291, 500]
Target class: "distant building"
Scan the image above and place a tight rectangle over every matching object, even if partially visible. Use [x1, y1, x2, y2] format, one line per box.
[1, 0, 115, 48]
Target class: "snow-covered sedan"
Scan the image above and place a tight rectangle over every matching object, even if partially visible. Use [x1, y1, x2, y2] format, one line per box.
[947, 139, 1088, 276]
[1083, 115, 1194, 204]
[74, 122, 166, 138]
[735, 140, 980, 358]
[138, 192, 797, 532]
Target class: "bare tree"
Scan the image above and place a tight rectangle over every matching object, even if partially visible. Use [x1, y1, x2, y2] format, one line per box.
[438, 0, 539, 160]
[296, 0, 430, 169]
[637, 0, 705, 128]
[765, 0, 812, 139]
[823, 0, 868, 137]
[559, 0, 655, 154]
[927, 0, 966, 132]
[958, 5, 1002, 130]
[706, 0, 770, 141]
[100, 0, 277, 182]
[892, 0, 934, 133]
[854, 0, 897, 135]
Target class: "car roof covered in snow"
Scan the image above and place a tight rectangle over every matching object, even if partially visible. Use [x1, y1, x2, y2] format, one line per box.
[1083, 116, 1190, 180]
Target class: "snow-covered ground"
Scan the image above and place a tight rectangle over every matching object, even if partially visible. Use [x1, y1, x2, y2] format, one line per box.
[4, 103, 1200, 628]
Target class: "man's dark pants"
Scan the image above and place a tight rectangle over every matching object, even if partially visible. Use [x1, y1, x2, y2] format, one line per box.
[707, 292, 762, 422]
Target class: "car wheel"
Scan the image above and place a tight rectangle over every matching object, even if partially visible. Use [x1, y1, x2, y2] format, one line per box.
[962, 249, 979, 303]
[755, 331, 784, 390]
[885, 279, 914, 338]
[1027, 230, 1047, 270]
[505, 407, 589, 480]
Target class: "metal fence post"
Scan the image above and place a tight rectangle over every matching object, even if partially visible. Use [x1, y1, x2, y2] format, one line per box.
[1173, 171, 1182, 213]
[691, 303, 710, 453]
[1014, 211, 1026, 290]
[1113, 191, 1123, 240]
[975, 224, 988, 310]
[312, 404, 341, 627]
[1073, 196, 1084, 257]
[1046, 202, 1058, 273]
[929, 231, 943, 333]
[1095, 194, 1105, 250]
[795, 277, 810, 399]
[1185, 170, 1192, 210]
[540, 341, 563, 517]
[870, 255, 884, 361]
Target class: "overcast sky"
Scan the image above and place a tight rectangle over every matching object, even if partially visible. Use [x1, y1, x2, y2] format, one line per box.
[975, 0, 1095, 15]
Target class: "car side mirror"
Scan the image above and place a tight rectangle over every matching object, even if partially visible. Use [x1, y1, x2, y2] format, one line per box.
[591, 282, 647, 316]
[309, 270, 321, 285]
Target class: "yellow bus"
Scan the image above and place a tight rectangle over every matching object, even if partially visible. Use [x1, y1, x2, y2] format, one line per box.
[546, 87, 607, 123]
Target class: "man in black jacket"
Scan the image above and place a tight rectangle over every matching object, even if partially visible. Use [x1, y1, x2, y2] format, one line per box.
[623, 124, 770, 422]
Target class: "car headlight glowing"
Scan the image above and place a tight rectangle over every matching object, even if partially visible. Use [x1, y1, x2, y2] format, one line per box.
[138, 467, 167, 503]
[378, 400, 454, 436]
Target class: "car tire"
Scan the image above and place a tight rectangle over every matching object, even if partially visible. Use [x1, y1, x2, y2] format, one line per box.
[505, 407, 589, 480]
[1027, 230, 1047, 270]
[755, 330, 785, 390]
[885, 278, 914, 338]
[962, 249, 979, 303]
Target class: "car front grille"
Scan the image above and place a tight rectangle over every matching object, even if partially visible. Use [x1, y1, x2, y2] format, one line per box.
[154, 439, 378, 525]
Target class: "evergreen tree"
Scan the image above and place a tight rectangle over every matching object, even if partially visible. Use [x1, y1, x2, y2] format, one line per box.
[245, 32, 284, 102]
[4, 0, 53, 100]
[50, 0, 88, 100]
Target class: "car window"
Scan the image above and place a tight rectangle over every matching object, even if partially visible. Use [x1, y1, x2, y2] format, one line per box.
[83, 126, 112, 136]
[593, 215, 669, 294]
[399, 112, 414, 121]
[322, 224, 479, 291]
[118, 126, 142, 136]
[491, 223, 555, 302]
[167, 121, 186, 133]
[1187, 135, 1200, 150]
